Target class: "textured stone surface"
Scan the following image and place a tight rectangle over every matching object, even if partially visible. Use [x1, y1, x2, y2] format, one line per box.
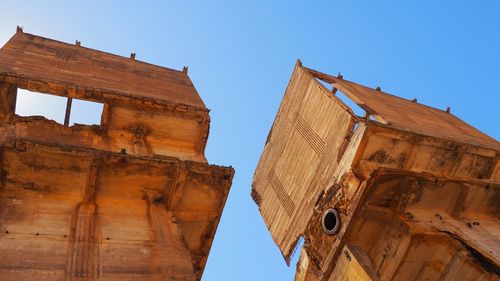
[252, 62, 499, 281]
[0, 30, 233, 281]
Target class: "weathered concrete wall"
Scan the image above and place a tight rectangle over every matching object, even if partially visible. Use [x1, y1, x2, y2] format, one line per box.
[253, 63, 499, 281]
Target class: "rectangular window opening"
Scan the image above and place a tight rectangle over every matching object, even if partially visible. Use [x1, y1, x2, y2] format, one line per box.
[335, 90, 367, 117]
[15, 89, 67, 124]
[313, 77, 368, 118]
[316, 78, 332, 90]
[15, 89, 104, 127]
[69, 99, 103, 126]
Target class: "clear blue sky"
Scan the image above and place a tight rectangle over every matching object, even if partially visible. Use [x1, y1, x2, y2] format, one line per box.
[1, 1, 499, 280]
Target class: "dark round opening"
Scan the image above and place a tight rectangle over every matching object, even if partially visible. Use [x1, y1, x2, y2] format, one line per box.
[322, 208, 340, 235]
[324, 212, 337, 230]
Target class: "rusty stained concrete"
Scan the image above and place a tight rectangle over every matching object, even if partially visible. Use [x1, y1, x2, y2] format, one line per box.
[0, 29, 234, 281]
[252, 62, 499, 281]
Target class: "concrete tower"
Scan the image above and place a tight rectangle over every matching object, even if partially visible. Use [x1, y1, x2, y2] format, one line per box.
[252, 61, 499, 281]
[0, 28, 233, 281]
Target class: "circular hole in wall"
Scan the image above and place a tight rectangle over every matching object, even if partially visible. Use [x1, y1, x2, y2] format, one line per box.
[322, 208, 341, 235]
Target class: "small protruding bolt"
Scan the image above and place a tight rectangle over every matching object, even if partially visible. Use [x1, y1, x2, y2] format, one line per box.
[337, 72, 343, 79]
[446, 107, 451, 113]
[411, 98, 418, 103]
[16, 26, 23, 33]
[375, 86, 381, 91]
[182, 66, 189, 74]
[130, 53, 136, 60]
[75, 40, 81, 47]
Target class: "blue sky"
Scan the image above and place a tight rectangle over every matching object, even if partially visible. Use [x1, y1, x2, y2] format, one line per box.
[1, 1, 499, 280]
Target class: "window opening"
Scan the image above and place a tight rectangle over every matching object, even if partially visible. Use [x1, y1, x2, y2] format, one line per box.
[314, 76, 368, 117]
[15, 89, 66, 124]
[334, 90, 366, 117]
[69, 99, 103, 126]
[15, 89, 104, 127]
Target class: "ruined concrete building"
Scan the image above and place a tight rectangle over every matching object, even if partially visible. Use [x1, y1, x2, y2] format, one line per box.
[252, 61, 499, 280]
[0, 28, 233, 280]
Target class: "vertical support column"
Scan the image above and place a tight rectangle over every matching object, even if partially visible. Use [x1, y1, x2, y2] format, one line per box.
[143, 187, 194, 279]
[0, 145, 4, 188]
[99, 101, 111, 135]
[144, 190, 170, 275]
[64, 97, 73, 126]
[140, 166, 194, 278]
[65, 154, 102, 280]
[0, 83, 17, 120]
